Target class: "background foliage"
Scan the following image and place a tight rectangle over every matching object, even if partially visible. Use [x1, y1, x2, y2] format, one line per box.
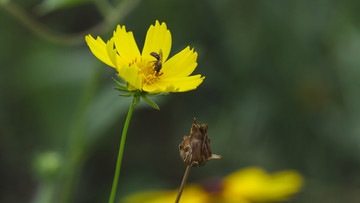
[1, 0, 360, 202]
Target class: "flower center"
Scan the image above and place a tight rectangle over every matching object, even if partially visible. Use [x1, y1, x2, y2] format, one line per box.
[129, 56, 162, 85]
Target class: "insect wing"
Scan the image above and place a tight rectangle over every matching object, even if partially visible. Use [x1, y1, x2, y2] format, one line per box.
[159, 49, 163, 63]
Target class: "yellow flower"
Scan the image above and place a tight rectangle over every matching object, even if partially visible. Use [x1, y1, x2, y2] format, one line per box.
[121, 167, 303, 203]
[121, 185, 209, 203]
[222, 167, 303, 203]
[85, 21, 204, 93]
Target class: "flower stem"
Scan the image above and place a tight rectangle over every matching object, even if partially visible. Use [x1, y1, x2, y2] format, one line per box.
[175, 166, 191, 203]
[0, 0, 140, 45]
[108, 96, 137, 203]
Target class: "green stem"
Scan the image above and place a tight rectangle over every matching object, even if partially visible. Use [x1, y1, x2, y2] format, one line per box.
[0, 0, 92, 45]
[108, 96, 137, 203]
[0, 0, 141, 45]
[58, 65, 102, 203]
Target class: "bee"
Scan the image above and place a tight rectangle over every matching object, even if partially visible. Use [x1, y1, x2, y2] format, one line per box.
[150, 49, 163, 73]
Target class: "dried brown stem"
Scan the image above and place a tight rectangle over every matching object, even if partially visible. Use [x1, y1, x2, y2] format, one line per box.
[175, 166, 191, 203]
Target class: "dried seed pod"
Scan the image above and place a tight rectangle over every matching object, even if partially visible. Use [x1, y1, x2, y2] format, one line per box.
[179, 118, 222, 167]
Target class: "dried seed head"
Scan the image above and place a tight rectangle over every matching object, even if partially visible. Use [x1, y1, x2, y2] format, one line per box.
[179, 118, 222, 167]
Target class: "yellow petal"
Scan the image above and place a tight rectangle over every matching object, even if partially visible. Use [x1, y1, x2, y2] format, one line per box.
[113, 25, 141, 62]
[105, 38, 117, 66]
[142, 20, 172, 62]
[85, 35, 115, 67]
[122, 185, 209, 203]
[162, 46, 198, 78]
[142, 83, 179, 93]
[106, 37, 128, 69]
[222, 167, 303, 202]
[166, 75, 205, 92]
[143, 75, 204, 93]
[141, 83, 163, 93]
[259, 171, 303, 201]
[116, 65, 142, 90]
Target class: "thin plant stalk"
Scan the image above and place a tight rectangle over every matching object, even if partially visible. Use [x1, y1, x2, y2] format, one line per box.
[0, 0, 140, 45]
[58, 65, 102, 203]
[175, 166, 191, 203]
[108, 96, 137, 203]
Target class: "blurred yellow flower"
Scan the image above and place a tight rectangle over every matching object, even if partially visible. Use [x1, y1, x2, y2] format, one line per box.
[122, 185, 209, 203]
[222, 167, 303, 202]
[121, 167, 303, 203]
[85, 21, 204, 93]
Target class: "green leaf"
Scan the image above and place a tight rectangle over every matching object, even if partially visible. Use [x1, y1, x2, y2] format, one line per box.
[118, 93, 133, 97]
[141, 95, 160, 110]
[87, 84, 133, 140]
[114, 87, 130, 93]
[112, 78, 128, 89]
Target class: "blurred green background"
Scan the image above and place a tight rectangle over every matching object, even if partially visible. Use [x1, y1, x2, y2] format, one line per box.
[2, 0, 360, 202]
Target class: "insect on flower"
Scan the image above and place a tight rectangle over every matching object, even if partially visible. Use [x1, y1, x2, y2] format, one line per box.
[85, 21, 205, 93]
[150, 49, 163, 73]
